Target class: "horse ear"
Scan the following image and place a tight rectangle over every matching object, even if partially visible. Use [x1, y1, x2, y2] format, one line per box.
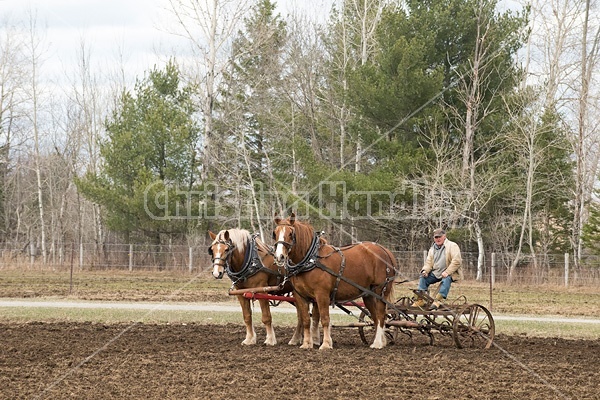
[208, 230, 217, 240]
[290, 212, 296, 225]
[274, 213, 281, 225]
[224, 230, 230, 241]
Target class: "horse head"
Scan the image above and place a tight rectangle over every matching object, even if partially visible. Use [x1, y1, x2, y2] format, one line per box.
[273, 212, 297, 266]
[208, 230, 235, 279]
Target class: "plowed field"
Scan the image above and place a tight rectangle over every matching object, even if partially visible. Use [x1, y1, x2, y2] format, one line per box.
[1, 322, 598, 400]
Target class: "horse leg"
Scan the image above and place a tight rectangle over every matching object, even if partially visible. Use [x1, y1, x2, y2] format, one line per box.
[237, 295, 257, 345]
[258, 298, 277, 346]
[363, 296, 387, 349]
[315, 296, 333, 350]
[296, 296, 314, 349]
[310, 303, 321, 346]
[288, 306, 304, 345]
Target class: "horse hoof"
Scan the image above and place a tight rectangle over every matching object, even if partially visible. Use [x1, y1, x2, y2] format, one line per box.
[318, 343, 333, 350]
[242, 339, 257, 345]
[300, 343, 313, 349]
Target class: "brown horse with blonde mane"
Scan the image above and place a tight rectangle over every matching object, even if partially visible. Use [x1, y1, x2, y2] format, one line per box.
[273, 213, 396, 350]
[209, 228, 309, 346]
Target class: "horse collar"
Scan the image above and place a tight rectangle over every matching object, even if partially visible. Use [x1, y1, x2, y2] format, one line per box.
[286, 231, 323, 277]
[226, 233, 281, 285]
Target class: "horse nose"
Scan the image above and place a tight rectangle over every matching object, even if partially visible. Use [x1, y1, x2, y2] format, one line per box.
[212, 269, 224, 279]
[275, 253, 285, 265]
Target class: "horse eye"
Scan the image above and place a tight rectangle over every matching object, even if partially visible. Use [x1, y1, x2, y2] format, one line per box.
[272, 231, 276, 240]
[208, 247, 213, 256]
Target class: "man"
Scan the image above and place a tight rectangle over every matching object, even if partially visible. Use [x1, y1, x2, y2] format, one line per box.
[413, 228, 463, 309]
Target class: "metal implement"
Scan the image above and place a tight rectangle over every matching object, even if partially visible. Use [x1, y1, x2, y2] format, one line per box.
[367, 289, 496, 349]
[232, 280, 495, 349]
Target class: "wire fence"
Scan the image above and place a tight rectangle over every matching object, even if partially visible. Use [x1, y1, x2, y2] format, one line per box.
[1, 242, 599, 286]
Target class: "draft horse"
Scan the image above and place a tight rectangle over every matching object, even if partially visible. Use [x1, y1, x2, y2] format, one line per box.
[273, 213, 397, 350]
[208, 228, 315, 346]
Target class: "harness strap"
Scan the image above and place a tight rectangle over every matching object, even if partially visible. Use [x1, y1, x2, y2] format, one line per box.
[226, 234, 284, 286]
[328, 247, 345, 305]
[315, 244, 397, 305]
[314, 262, 370, 301]
[285, 232, 322, 277]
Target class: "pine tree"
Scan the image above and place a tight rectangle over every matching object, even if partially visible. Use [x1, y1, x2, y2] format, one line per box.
[76, 60, 200, 243]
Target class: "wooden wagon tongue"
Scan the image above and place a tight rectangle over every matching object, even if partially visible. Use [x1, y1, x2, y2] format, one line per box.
[228, 285, 284, 296]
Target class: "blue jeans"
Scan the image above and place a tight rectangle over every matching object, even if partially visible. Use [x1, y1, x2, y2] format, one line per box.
[418, 274, 452, 298]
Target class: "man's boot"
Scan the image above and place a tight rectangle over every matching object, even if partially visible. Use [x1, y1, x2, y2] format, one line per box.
[412, 298, 426, 308]
[430, 293, 445, 310]
[412, 291, 426, 307]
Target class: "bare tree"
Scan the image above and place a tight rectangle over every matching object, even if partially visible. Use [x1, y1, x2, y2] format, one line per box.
[0, 15, 27, 242]
[166, 0, 251, 182]
[24, 9, 48, 263]
[526, 0, 600, 268]
[573, 0, 600, 268]
[502, 91, 572, 280]
[446, 1, 513, 280]
[68, 38, 108, 253]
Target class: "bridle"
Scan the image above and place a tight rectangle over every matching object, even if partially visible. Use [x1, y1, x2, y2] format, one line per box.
[273, 224, 296, 254]
[208, 238, 235, 267]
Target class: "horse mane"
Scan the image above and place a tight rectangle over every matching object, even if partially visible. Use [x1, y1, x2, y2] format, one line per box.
[215, 228, 250, 253]
[294, 219, 316, 253]
[254, 236, 272, 254]
[276, 216, 316, 255]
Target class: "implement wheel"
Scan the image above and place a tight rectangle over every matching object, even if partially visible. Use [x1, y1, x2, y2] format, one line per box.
[452, 304, 495, 349]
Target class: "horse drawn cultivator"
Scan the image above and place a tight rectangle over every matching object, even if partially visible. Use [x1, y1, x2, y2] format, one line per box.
[230, 280, 495, 350]
[209, 213, 495, 350]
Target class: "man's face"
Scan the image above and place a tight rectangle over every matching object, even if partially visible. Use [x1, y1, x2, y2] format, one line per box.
[434, 234, 446, 245]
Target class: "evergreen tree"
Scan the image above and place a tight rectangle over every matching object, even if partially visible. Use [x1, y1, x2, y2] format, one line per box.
[76, 60, 200, 243]
[217, 0, 288, 230]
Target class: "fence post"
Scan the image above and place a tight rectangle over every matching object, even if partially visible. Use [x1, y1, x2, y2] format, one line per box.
[29, 241, 35, 267]
[490, 253, 495, 311]
[70, 242, 74, 294]
[491, 253, 496, 286]
[564, 253, 569, 287]
[188, 247, 193, 273]
[129, 244, 133, 272]
[79, 242, 84, 269]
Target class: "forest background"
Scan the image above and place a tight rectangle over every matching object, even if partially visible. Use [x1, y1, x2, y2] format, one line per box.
[1, 0, 600, 282]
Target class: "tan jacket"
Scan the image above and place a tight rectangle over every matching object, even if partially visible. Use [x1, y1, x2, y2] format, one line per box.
[422, 239, 464, 281]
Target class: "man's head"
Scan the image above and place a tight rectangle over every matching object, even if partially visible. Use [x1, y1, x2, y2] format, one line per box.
[433, 228, 446, 244]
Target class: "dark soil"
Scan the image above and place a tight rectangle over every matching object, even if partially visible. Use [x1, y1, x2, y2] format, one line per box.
[0, 322, 598, 400]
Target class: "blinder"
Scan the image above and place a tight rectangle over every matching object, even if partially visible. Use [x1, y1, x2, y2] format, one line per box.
[209, 239, 235, 265]
[273, 226, 296, 251]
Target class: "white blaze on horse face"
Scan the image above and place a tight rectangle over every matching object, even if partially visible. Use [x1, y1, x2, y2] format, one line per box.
[211, 245, 225, 278]
[274, 228, 287, 262]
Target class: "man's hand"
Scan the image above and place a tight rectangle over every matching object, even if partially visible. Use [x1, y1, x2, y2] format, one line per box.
[441, 271, 448, 278]
[421, 269, 428, 278]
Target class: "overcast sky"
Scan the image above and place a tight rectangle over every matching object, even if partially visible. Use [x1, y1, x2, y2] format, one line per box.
[0, 0, 336, 86]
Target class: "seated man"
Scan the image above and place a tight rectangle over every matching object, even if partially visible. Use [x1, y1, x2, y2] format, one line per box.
[413, 228, 463, 309]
